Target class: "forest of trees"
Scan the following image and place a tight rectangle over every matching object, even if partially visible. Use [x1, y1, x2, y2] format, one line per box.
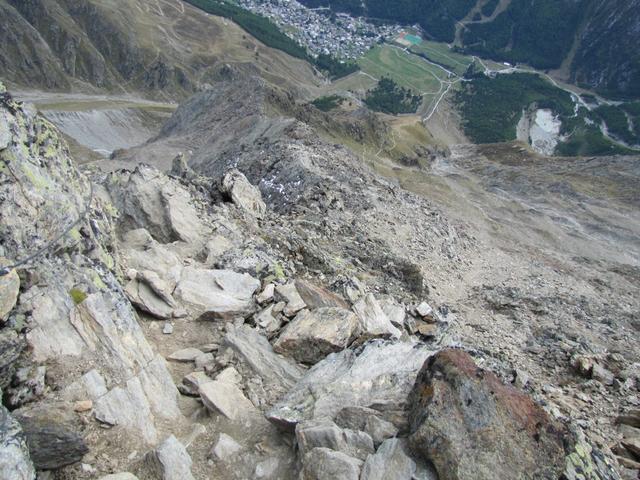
[364, 77, 422, 114]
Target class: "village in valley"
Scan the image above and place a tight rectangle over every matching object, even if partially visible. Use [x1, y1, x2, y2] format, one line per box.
[236, 0, 404, 59]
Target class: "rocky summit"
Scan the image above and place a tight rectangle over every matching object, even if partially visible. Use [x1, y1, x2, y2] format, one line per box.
[0, 1, 639, 479]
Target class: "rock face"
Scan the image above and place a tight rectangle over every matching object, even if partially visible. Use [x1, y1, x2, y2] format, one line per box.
[268, 340, 433, 431]
[175, 268, 260, 320]
[273, 308, 360, 364]
[221, 169, 267, 218]
[0, 400, 35, 480]
[14, 403, 88, 471]
[0, 89, 182, 451]
[408, 349, 567, 480]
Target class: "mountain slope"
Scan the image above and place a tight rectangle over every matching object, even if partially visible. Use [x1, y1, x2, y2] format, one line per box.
[298, 0, 640, 99]
[571, 0, 640, 99]
[0, 0, 321, 99]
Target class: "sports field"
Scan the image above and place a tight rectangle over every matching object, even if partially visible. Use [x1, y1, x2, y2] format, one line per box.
[357, 45, 448, 95]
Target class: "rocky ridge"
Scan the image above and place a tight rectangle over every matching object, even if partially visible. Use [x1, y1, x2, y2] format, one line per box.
[0, 73, 639, 480]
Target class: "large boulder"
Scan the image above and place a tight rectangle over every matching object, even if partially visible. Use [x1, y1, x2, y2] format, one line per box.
[105, 165, 203, 244]
[408, 349, 567, 480]
[13, 403, 88, 471]
[174, 268, 260, 320]
[300, 447, 363, 480]
[0, 400, 35, 480]
[221, 169, 267, 218]
[267, 340, 434, 431]
[273, 308, 360, 364]
[224, 325, 303, 402]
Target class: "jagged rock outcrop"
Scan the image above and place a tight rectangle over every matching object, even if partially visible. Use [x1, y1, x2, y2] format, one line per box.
[0, 84, 182, 470]
[268, 340, 434, 431]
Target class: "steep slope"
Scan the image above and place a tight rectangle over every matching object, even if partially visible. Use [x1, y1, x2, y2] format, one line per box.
[571, 0, 640, 99]
[0, 0, 321, 99]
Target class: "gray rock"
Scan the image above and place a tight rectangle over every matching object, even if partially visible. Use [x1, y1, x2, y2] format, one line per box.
[415, 302, 433, 318]
[257, 283, 275, 304]
[300, 447, 362, 480]
[334, 407, 398, 447]
[5, 365, 46, 409]
[194, 352, 215, 369]
[106, 165, 203, 244]
[275, 283, 307, 317]
[0, 265, 19, 322]
[0, 111, 11, 150]
[0, 329, 25, 390]
[221, 169, 266, 218]
[267, 340, 433, 431]
[211, 433, 243, 460]
[296, 420, 374, 461]
[379, 298, 406, 329]
[215, 367, 242, 385]
[175, 268, 260, 320]
[360, 439, 416, 480]
[181, 371, 212, 396]
[254, 457, 279, 479]
[14, 403, 88, 470]
[0, 400, 35, 480]
[146, 435, 194, 480]
[124, 270, 179, 319]
[273, 308, 359, 364]
[353, 294, 401, 341]
[199, 380, 256, 420]
[163, 323, 174, 335]
[99, 474, 139, 480]
[592, 364, 615, 386]
[256, 305, 283, 334]
[224, 325, 303, 399]
[167, 348, 203, 363]
[204, 235, 234, 264]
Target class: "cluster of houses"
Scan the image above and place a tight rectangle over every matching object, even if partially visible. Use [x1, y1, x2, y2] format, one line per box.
[236, 0, 402, 59]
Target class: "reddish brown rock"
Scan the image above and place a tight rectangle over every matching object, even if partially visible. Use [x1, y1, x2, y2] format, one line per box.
[408, 349, 567, 480]
[295, 280, 350, 310]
